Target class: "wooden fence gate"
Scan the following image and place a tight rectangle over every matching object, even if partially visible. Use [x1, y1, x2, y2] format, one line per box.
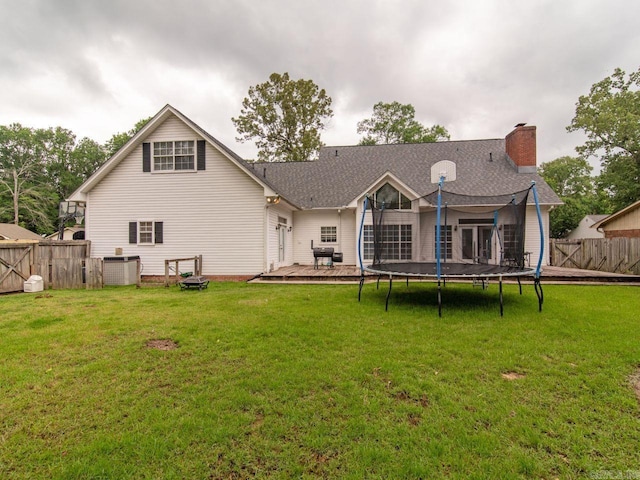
[550, 238, 640, 275]
[0, 241, 37, 294]
[0, 240, 103, 293]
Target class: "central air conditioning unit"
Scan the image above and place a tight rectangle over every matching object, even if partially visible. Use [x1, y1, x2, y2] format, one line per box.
[103, 256, 140, 285]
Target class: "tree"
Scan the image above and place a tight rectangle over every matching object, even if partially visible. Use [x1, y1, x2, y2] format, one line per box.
[538, 156, 610, 238]
[567, 67, 640, 210]
[357, 101, 450, 145]
[104, 117, 152, 158]
[0, 124, 58, 232]
[232, 72, 334, 162]
[70, 138, 108, 187]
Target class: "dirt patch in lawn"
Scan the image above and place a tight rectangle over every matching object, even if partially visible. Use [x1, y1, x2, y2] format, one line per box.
[501, 371, 526, 380]
[146, 339, 179, 350]
[630, 367, 640, 404]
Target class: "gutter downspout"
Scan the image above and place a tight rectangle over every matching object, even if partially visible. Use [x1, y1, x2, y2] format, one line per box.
[264, 204, 270, 273]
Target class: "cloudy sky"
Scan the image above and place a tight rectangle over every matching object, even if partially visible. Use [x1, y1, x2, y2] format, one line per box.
[1, 0, 638, 168]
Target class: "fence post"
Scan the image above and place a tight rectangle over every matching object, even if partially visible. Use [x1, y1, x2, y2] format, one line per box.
[164, 260, 170, 287]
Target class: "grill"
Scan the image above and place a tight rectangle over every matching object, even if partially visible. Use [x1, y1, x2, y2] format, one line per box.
[313, 247, 343, 269]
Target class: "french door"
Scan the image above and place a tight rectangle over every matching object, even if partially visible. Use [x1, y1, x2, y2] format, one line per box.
[461, 226, 493, 261]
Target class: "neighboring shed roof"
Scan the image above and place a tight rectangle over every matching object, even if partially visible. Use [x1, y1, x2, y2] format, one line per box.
[592, 200, 640, 230]
[246, 139, 562, 209]
[586, 214, 609, 224]
[0, 223, 42, 240]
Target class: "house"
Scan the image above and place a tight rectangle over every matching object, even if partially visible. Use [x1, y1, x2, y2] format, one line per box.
[46, 226, 85, 240]
[566, 214, 608, 240]
[591, 200, 640, 238]
[0, 223, 42, 241]
[68, 105, 561, 278]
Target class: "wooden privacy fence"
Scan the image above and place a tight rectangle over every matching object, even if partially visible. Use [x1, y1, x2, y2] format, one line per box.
[550, 238, 640, 275]
[0, 240, 103, 293]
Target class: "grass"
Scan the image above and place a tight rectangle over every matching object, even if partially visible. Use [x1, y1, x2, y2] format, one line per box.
[1, 280, 639, 479]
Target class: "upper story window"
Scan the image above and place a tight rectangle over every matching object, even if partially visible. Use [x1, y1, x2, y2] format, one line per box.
[153, 141, 195, 171]
[374, 183, 411, 210]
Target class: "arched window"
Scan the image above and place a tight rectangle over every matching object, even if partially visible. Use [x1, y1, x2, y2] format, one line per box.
[374, 183, 411, 209]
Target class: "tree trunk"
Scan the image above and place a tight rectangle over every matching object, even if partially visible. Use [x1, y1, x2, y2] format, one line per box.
[13, 169, 19, 224]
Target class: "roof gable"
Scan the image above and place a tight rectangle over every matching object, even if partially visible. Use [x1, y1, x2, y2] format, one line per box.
[346, 171, 421, 208]
[68, 105, 287, 204]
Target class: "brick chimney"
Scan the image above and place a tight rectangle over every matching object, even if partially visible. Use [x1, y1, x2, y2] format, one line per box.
[505, 123, 537, 173]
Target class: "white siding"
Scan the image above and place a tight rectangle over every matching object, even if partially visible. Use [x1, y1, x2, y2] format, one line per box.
[266, 206, 294, 271]
[567, 217, 605, 240]
[85, 115, 265, 276]
[524, 205, 550, 267]
[292, 209, 357, 265]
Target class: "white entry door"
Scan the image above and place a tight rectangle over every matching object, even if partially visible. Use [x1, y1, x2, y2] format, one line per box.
[278, 226, 286, 262]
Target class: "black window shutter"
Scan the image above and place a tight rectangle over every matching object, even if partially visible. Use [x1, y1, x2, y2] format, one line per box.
[129, 222, 137, 244]
[142, 143, 151, 172]
[197, 140, 206, 171]
[154, 222, 163, 244]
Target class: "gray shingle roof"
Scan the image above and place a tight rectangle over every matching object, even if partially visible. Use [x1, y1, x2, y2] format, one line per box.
[244, 139, 561, 209]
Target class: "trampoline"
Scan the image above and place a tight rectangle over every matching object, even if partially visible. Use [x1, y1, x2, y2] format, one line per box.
[357, 179, 545, 316]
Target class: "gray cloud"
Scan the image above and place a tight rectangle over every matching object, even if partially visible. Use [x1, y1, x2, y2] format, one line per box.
[1, 0, 638, 167]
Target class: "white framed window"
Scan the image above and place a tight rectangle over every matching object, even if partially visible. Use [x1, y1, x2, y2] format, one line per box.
[502, 224, 521, 263]
[139, 221, 154, 244]
[374, 183, 411, 210]
[320, 226, 337, 243]
[363, 224, 412, 260]
[153, 141, 195, 171]
[129, 221, 163, 245]
[434, 225, 453, 260]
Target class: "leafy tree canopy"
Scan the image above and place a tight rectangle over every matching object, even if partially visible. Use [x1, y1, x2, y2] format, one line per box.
[538, 156, 611, 238]
[357, 101, 450, 145]
[0, 116, 149, 234]
[232, 72, 333, 162]
[0, 124, 60, 231]
[567, 67, 640, 210]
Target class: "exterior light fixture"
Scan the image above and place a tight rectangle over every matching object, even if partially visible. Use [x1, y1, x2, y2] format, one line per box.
[266, 195, 281, 204]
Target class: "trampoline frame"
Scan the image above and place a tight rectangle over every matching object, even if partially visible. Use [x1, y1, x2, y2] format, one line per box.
[357, 180, 545, 316]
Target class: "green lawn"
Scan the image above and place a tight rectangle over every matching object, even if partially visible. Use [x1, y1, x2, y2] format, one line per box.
[1, 281, 639, 479]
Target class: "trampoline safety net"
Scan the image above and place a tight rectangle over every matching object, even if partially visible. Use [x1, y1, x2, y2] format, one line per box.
[357, 182, 544, 316]
[365, 186, 532, 277]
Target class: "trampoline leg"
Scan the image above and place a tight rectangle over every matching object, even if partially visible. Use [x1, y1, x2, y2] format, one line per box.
[499, 277, 504, 317]
[534, 278, 544, 312]
[358, 274, 365, 302]
[406, 277, 409, 288]
[385, 276, 393, 311]
[437, 280, 442, 317]
[517, 277, 522, 295]
[377, 275, 381, 290]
